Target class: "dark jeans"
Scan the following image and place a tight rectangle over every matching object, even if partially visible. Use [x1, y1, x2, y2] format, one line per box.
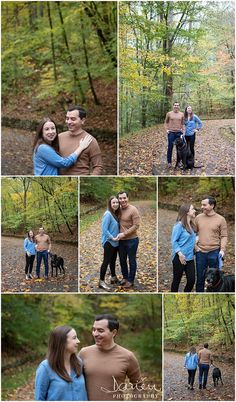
[119, 238, 139, 283]
[36, 250, 49, 277]
[196, 249, 220, 292]
[100, 241, 118, 281]
[188, 369, 197, 387]
[167, 131, 182, 163]
[186, 134, 196, 158]
[199, 364, 210, 388]
[25, 254, 35, 275]
[171, 254, 195, 292]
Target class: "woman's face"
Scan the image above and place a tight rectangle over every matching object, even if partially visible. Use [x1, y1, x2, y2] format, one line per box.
[110, 198, 119, 211]
[29, 230, 34, 237]
[187, 106, 192, 114]
[42, 121, 57, 144]
[187, 204, 196, 218]
[65, 329, 80, 355]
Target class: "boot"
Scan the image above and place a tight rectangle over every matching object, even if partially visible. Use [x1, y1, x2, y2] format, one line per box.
[99, 280, 111, 291]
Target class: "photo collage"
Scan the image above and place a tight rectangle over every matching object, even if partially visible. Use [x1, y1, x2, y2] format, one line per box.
[1, 1, 235, 402]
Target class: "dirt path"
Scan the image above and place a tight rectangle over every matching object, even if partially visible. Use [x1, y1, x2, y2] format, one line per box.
[1, 237, 78, 292]
[158, 209, 235, 292]
[80, 200, 157, 292]
[1, 127, 117, 175]
[119, 119, 235, 176]
[164, 351, 235, 401]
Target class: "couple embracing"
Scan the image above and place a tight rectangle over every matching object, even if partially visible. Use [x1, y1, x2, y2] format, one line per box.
[171, 196, 227, 293]
[99, 191, 140, 291]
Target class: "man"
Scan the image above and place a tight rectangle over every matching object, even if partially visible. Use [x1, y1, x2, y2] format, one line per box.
[59, 105, 102, 175]
[195, 196, 227, 292]
[35, 227, 51, 279]
[116, 191, 140, 289]
[198, 343, 213, 389]
[164, 102, 184, 168]
[79, 314, 142, 401]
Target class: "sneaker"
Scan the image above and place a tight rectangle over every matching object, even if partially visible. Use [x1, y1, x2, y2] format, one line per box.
[44, 276, 49, 280]
[110, 276, 121, 285]
[167, 163, 172, 169]
[28, 274, 33, 279]
[120, 278, 128, 286]
[35, 275, 40, 279]
[199, 384, 202, 389]
[122, 281, 133, 289]
[99, 280, 111, 291]
[25, 274, 29, 280]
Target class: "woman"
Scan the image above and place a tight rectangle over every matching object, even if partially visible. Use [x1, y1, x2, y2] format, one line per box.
[23, 230, 36, 280]
[184, 346, 199, 390]
[184, 106, 202, 158]
[33, 117, 92, 176]
[99, 196, 120, 291]
[171, 204, 196, 292]
[35, 325, 87, 401]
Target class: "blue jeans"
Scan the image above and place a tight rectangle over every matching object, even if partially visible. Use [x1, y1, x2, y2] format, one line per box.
[196, 249, 220, 292]
[36, 250, 49, 277]
[167, 131, 182, 163]
[119, 238, 139, 283]
[199, 364, 210, 388]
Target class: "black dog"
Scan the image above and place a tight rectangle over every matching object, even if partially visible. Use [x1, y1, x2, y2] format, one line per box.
[50, 253, 65, 277]
[212, 366, 223, 387]
[205, 267, 235, 292]
[174, 136, 194, 170]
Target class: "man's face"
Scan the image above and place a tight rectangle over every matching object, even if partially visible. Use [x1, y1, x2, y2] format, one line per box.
[65, 110, 85, 134]
[39, 228, 44, 235]
[201, 199, 214, 215]
[173, 103, 180, 112]
[118, 193, 129, 208]
[92, 319, 116, 348]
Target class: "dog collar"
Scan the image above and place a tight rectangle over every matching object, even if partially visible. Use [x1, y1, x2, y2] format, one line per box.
[209, 278, 222, 289]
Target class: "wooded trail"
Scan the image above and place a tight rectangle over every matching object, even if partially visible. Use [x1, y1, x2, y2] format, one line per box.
[158, 209, 235, 292]
[164, 351, 235, 401]
[1, 127, 117, 176]
[1, 237, 78, 292]
[80, 200, 157, 292]
[120, 119, 234, 176]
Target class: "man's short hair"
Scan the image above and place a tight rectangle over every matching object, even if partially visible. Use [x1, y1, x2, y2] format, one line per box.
[117, 191, 128, 198]
[67, 105, 86, 119]
[204, 343, 209, 348]
[173, 101, 180, 105]
[95, 314, 119, 332]
[203, 196, 216, 209]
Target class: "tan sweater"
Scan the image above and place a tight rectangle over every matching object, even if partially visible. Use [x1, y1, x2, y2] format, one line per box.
[79, 344, 142, 401]
[198, 348, 213, 364]
[164, 111, 184, 132]
[35, 234, 51, 251]
[195, 211, 227, 252]
[119, 204, 140, 239]
[58, 130, 102, 175]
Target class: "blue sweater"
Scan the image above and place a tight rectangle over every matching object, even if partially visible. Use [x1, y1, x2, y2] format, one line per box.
[24, 238, 36, 255]
[101, 210, 119, 247]
[35, 359, 88, 401]
[33, 144, 78, 176]
[184, 352, 198, 370]
[171, 222, 196, 261]
[185, 114, 202, 136]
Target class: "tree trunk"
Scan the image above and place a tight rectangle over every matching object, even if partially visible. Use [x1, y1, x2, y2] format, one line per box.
[47, 2, 58, 82]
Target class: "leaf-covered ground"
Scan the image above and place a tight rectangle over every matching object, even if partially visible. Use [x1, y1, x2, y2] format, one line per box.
[164, 351, 235, 401]
[80, 201, 157, 292]
[158, 209, 235, 292]
[1, 127, 117, 176]
[1, 237, 78, 293]
[119, 119, 235, 176]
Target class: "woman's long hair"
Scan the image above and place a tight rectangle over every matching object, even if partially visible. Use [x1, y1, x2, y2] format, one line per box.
[189, 346, 196, 354]
[176, 203, 195, 234]
[47, 325, 81, 382]
[27, 231, 35, 242]
[184, 106, 194, 120]
[108, 196, 120, 221]
[33, 117, 60, 154]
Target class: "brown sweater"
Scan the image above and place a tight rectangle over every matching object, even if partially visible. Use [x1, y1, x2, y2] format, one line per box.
[35, 234, 51, 251]
[79, 344, 142, 401]
[198, 348, 213, 364]
[58, 130, 102, 175]
[164, 111, 184, 132]
[195, 211, 227, 252]
[119, 204, 140, 239]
